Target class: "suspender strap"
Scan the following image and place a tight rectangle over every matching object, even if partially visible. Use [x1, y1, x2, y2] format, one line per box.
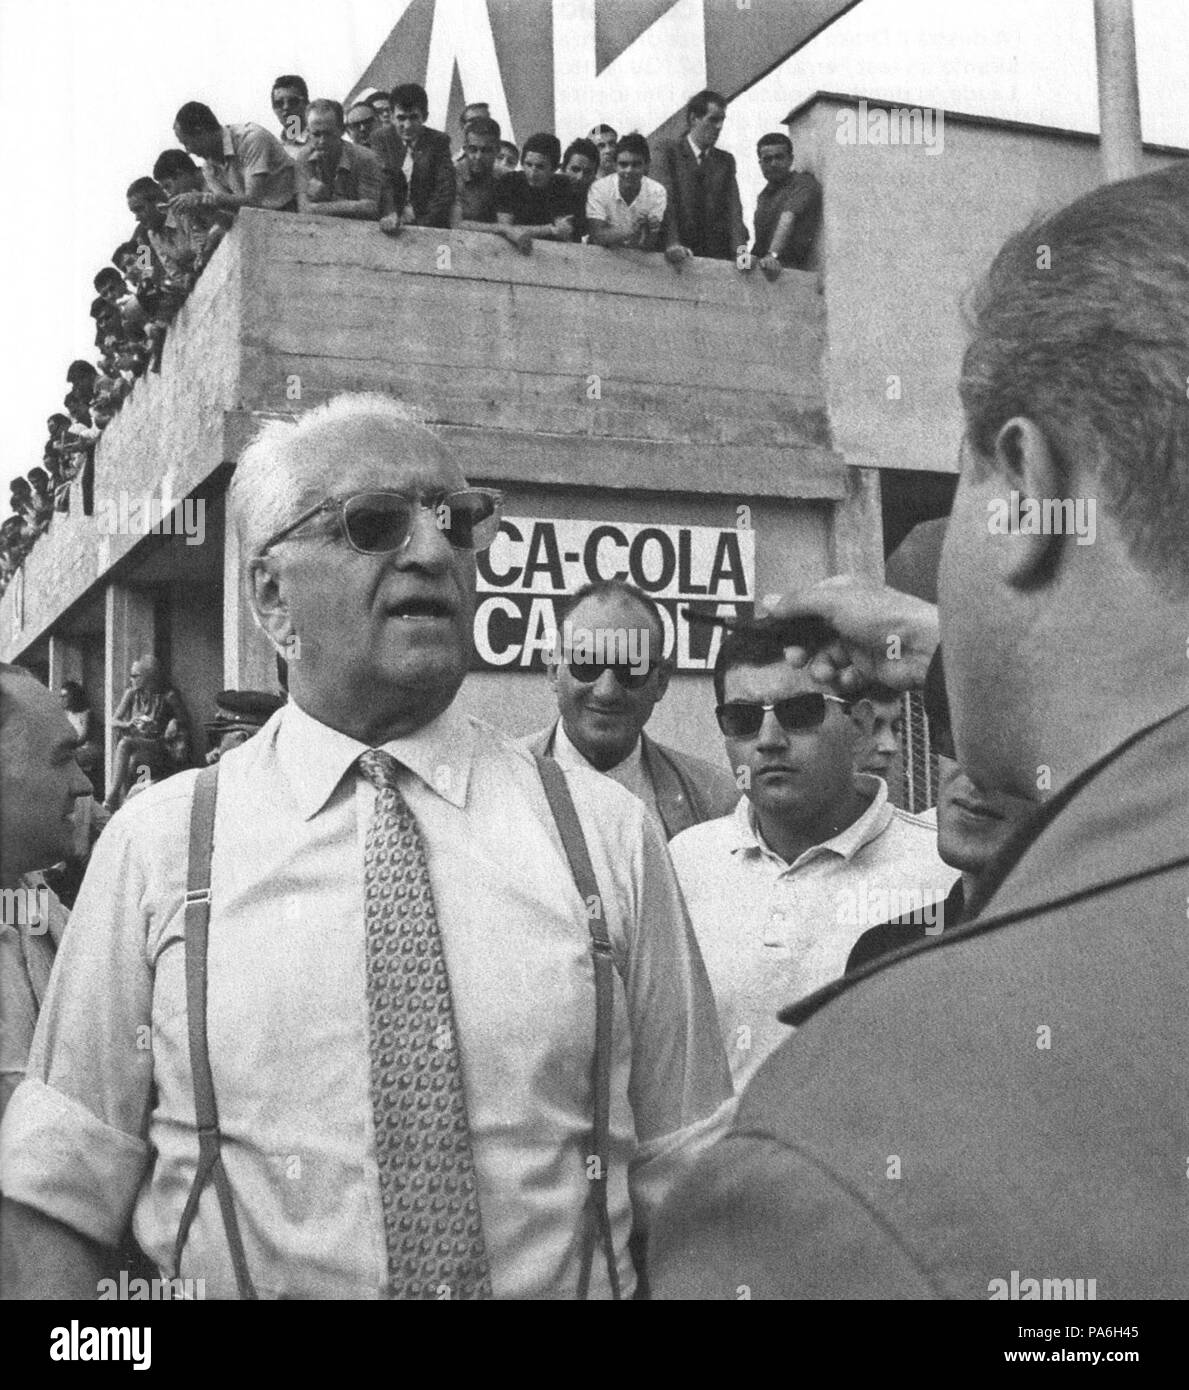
[172, 763, 258, 1300]
[534, 755, 622, 1302]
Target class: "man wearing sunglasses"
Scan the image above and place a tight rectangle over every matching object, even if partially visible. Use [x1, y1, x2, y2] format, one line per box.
[524, 580, 737, 841]
[0, 394, 731, 1301]
[667, 620, 955, 1088]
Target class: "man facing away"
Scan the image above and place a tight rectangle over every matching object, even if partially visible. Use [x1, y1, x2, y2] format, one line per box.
[668, 621, 955, 1087]
[523, 579, 737, 841]
[0, 395, 731, 1301]
[653, 164, 1189, 1299]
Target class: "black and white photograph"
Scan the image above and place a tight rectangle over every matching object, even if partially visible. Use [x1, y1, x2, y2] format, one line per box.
[0, 0, 1183, 1355]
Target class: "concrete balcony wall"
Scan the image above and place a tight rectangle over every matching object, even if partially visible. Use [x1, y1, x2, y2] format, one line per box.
[3, 208, 862, 761]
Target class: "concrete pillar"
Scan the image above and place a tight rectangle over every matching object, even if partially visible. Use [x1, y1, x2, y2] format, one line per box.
[1094, 0, 1142, 183]
[222, 522, 278, 692]
[47, 635, 84, 690]
[828, 466, 884, 582]
[104, 584, 157, 787]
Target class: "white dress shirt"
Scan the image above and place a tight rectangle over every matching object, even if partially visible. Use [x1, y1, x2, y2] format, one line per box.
[550, 720, 662, 826]
[0, 699, 731, 1299]
[669, 777, 960, 1087]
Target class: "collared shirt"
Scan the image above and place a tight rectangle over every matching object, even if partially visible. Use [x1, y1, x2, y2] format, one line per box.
[294, 140, 382, 215]
[752, 170, 822, 269]
[145, 211, 207, 282]
[551, 721, 662, 826]
[687, 134, 705, 166]
[0, 699, 731, 1299]
[669, 777, 959, 1086]
[586, 173, 667, 238]
[202, 123, 296, 210]
[0, 875, 67, 1120]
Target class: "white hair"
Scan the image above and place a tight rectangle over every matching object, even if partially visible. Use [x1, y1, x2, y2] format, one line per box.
[228, 393, 438, 562]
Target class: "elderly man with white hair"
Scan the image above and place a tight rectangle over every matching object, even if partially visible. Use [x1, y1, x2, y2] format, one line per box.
[0, 394, 731, 1301]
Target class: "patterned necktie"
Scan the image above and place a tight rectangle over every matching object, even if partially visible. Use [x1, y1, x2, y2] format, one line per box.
[357, 749, 492, 1300]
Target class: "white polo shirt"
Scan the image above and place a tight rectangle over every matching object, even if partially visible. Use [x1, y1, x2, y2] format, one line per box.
[670, 776, 959, 1087]
[586, 172, 667, 235]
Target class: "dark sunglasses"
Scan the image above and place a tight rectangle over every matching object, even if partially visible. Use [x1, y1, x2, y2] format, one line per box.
[716, 692, 848, 739]
[567, 658, 655, 691]
[257, 488, 503, 557]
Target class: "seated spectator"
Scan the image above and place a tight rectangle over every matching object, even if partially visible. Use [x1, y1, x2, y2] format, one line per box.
[104, 654, 189, 811]
[497, 139, 519, 172]
[59, 680, 103, 790]
[172, 101, 297, 213]
[588, 123, 619, 176]
[451, 116, 503, 229]
[561, 137, 600, 202]
[271, 73, 309, 152]
[344, 102, 378, 146]
[370, 82, 455, 230]
[654, 89, 748, 265]
[493, 132, 585, 253]
[751, 132, 822, 277]
[295, 99, 381, 220]
[587, 133, 667, 251]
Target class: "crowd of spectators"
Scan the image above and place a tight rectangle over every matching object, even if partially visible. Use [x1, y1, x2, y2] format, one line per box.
[0, 77, 822, 598]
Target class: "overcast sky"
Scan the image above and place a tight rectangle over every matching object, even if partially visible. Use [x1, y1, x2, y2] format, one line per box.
[3, 0, 1189, 494]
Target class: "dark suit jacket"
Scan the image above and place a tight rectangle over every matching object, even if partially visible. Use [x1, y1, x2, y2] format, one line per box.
[369, 124, 456, 228]
[844, 879, 966, 974]
[653, 138, 747, 260]
[522, 724, 739, 842]
[651, 704, 1189, 1299]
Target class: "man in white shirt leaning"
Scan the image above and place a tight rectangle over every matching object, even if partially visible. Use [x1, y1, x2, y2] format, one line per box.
[587, 133, 668, 252]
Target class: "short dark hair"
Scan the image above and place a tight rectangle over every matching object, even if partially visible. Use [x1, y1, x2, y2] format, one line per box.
[66, 360, 96, 383]
[307, 98, 344, 129]
[272, 75, 309, 101]
[461, 101, 490, 124]
[588, 123, 617, 140]
[851, 680, 902, 707]
[499, 140, 519, 162]
[687, 89, 727, 121]
[390, 82, 428, 116]
[126, 176, 163, 201]
[757, 132, 792, 156]
[562, 137, 599, 168]
[174, 101, 220, 135]
[713, 616, 839, 707]
[114, 240, 140, 262]
[558, 579, 668, 662]
[94, 267, 124, 292]
[47, 412, 71, 429]
[960, 164, 1189, 593]
[464, 115, 501, 143]
[615, 133, 650, 164]
[152, 148, 198, 181]
[521, 132, 562, 169]
[60, 678, 89, 711]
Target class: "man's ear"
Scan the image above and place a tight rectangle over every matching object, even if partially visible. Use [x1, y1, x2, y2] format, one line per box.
[989, 416, 1066, 590]
[247, 556, 295, 652]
